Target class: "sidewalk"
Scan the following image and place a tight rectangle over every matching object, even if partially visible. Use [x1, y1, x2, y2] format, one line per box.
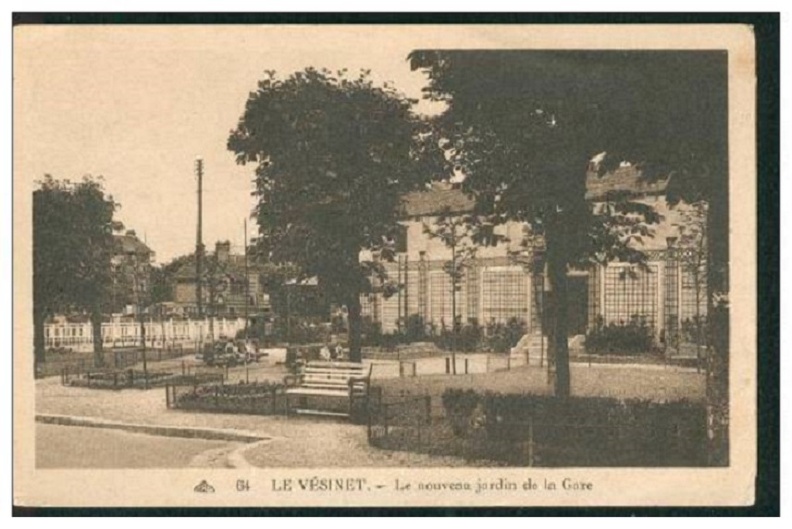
[35, 377, 472, 468]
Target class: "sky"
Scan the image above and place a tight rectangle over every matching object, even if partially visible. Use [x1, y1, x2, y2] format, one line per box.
[15, 26, 443, 263]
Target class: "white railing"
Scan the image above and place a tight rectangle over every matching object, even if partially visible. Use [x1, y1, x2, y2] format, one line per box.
[44, 318, 248, 352]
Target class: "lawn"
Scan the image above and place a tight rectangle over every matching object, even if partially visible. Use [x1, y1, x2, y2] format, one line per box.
[373, 364, 705, 411]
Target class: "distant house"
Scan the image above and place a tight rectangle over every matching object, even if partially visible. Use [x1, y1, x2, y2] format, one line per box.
[359, 167, 707, 347]
[110, 229, 154, 315]
[170, 241, 271, 320]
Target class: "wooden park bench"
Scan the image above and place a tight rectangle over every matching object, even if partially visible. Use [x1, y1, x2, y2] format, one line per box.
[283, 361, 372, 418]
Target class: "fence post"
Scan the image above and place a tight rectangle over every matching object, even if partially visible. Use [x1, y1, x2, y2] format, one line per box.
[215, 385, 219, 406]
[464, 358, 469, 374]
[367, 395, 373, 442]
[527, 417, 534, 467]
[425, 395, 432, 425]
[166, 384, 171, 408]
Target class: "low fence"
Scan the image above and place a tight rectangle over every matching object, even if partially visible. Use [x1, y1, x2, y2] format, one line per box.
[62, 367, 224, 390]
[367, 388, 433, 449]
[367, 390, 708, 467]
[165, 379, 286, 415]
[41, 345, 187, 380]
[44, 317, 247, 353]
[367, 353, 519, 380]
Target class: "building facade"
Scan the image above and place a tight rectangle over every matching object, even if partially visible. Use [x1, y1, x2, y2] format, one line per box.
[171, 241, 270, 319]
[110, 230, 154, 315]
[360, 169, 707, 349]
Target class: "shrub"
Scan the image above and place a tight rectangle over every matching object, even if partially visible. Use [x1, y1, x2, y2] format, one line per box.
[485, 318, 527, 353]
[441, 389, 481, 436]
[404, 313, 428, 342]
[680, 316, 708, 344]
[433, 321, 482, 352]
[586, 315, 655, 355]
[479, 392, 706, 466]
[360, 316, 382, 347]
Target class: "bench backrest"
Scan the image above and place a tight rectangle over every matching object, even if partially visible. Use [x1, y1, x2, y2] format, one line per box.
[300, 361, 371, 390]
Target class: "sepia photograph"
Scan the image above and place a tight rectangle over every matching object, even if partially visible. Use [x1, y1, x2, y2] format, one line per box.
[12, 18, 764, 509]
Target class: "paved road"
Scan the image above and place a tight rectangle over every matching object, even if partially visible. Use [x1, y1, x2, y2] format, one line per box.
[36, 424, 235, 469]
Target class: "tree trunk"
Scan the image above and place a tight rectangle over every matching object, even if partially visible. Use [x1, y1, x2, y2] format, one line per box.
[546, 246, 571, 399]
[33, 306, 46, 375]
[707, 303, 729, 466]
[706, 192, 729, 466]
[451, 247, 458, 374]
[347, 292, 363, 363]
[91, 308, 104, 368]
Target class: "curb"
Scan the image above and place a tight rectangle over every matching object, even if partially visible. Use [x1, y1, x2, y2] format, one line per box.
[36, 413, 269, 443]
[226, 439, 273, 469]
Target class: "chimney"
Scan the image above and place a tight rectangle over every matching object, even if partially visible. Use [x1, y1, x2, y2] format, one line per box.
[125, 229, 136, 238]
[215, 240, 231, 263]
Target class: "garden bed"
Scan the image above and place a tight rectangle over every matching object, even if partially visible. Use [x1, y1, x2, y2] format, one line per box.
[167, 380, 287, 416]
[66, 369, 222, 390]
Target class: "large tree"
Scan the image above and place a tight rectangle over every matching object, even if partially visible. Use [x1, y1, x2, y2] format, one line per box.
[228, 68, 440, 362]
[410, 50, 728, 440]
[33, 175, 118, 369]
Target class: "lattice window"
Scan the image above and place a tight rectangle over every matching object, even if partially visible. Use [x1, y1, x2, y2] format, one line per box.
[481, 267, 529, 325]
[680, 267, 708, 322]
[429, 271, 455, 328]
[380, 292, 400, 333]
[466, 265, 480, 324]
[603, 264, 658, 329]
[665, 257, 680, 342]
[359, 294, 374, 320]
[587, 267, 600, 329]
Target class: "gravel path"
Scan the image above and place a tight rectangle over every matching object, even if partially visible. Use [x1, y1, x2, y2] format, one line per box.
[35, 378, 471, 467]
[36, 361, 704, 469]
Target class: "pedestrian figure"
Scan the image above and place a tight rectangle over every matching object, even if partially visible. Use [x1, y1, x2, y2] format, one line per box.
[319, 343, 331, 361]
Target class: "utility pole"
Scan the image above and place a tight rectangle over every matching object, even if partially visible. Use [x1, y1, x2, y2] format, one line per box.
[195, 157, 204, 319]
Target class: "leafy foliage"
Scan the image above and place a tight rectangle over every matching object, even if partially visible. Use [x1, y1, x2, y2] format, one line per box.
[585, 315, 656, 355]
[477, 391, 707, 466]
[484, 318, 528, 354]
[228, 68, 442, 360]
[410, 50, 728, 399]
[33, 175, 118, 367]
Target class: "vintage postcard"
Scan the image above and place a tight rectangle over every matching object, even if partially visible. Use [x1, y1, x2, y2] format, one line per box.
[13, 21, 758, 508]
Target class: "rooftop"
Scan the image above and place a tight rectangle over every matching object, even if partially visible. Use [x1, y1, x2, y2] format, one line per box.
[584, 165, 670, 201]
[113, 231, 152, 256]
[401, 166, 671, 217]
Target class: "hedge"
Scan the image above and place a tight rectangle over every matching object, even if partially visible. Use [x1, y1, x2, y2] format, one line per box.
[441, 389, 708, 466]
